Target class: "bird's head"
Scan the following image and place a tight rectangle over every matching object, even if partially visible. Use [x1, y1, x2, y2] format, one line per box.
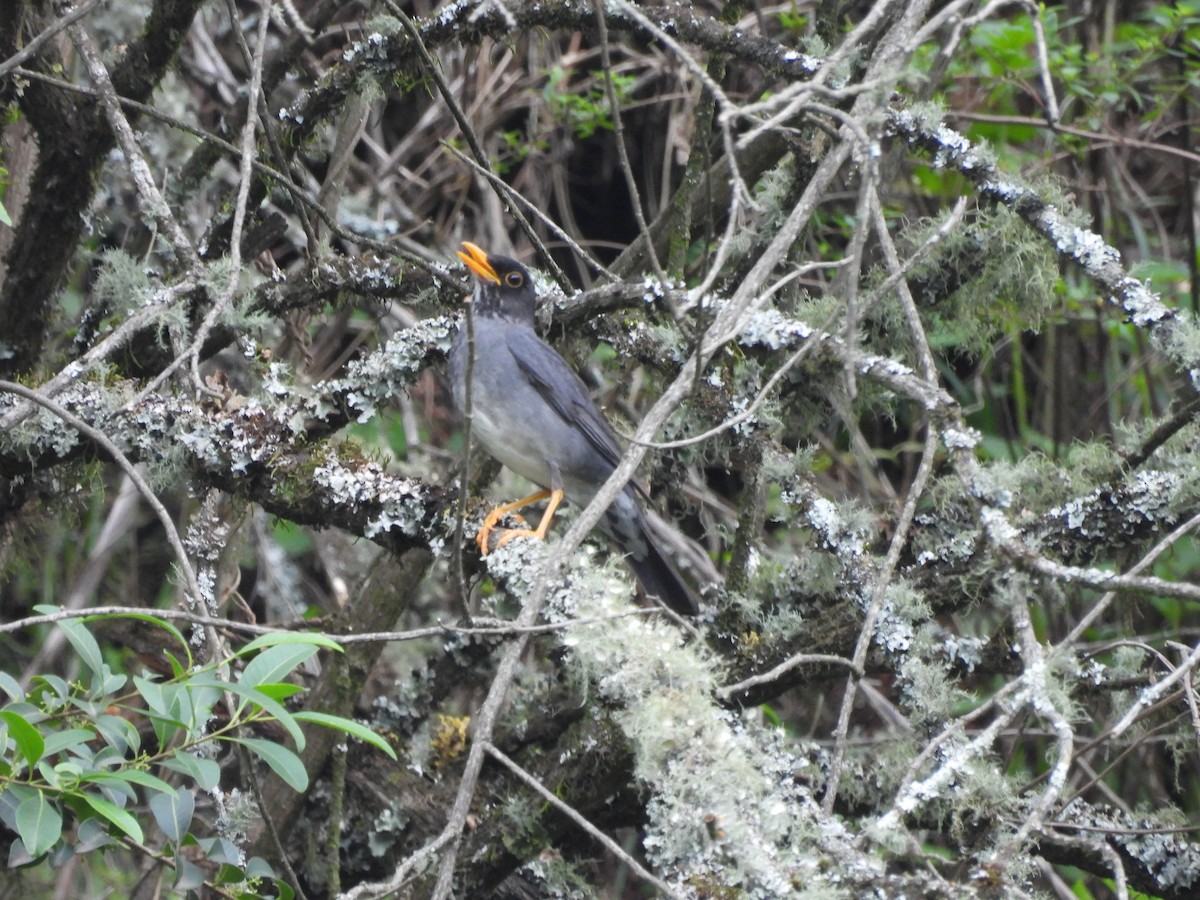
[457, 241, 536, 323]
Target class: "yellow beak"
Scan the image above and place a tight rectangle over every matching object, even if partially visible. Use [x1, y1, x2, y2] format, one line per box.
[457, 241, 500, 284]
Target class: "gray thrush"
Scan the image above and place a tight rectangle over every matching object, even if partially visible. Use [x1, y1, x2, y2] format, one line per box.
[449, 241, 699, 617]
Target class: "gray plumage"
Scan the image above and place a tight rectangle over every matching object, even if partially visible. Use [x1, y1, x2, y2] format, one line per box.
[449, 244, 698, 617]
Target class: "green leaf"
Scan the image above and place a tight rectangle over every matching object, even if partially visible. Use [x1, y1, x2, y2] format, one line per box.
[41, 728, 97, 757]
[0, 710, 45, 768]
[36, 758, 67, 788]
[167, 684, 196, 735]
[253, 683, 306, 702]
[86, 768, 176, 796]
[197, 835, 243, 864]
[294, 712, 397, 760]
[174, 856, 206, 891]
[228, 737, 308, 791]
[16, 793, 62, 857]
[101, 671, 128, 694]
[190, 678, 304, 749]
[183, 683, 222, 729]
[149, 787, 194, 842]
[86, 771, 135, 801]
[238, 644, 318, 689]
[245, 856, 276, 879]
[82, 793, 144, 844]
[32, 674, 70, 703]
[0, 671, 24, 702]
[94, 714, 141, 756]
[133, 675, 167, 715]
[237, 631, 343, 656]
[163, 650, 188, 679]
[7, 838, 35, 867]
[134, 677, 201, 746]
[140, 709, 188, 749]
[161, 751, 221, 792]
[46, 610, 105, 684]
[0, 784, 34, 830]
[75, 816, 117, 852]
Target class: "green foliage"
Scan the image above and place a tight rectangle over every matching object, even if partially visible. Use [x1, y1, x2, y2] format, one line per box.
[775, 2, 810, 37]
[0, 611, 394, 893]
[954, 3, 1200, 162]
[494, 129, 549, 175]
[542, 66, 636, 139]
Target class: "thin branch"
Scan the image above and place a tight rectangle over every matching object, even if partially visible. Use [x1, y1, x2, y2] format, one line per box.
[823, 189, 961, 813]
[0, 604, 657, 641]
[718, 653, 861, 701]
[482, 742, 679, 898]
[148, 0, 274, 400]
[69, 24, 201, 271]
[0, 0, 107, 77]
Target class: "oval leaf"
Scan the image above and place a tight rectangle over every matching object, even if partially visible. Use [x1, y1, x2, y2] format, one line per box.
[174, 855, 206, 891]
[253, 683, 306, 702]
[94, 714, 142, 756]
[0, 671, 24, 702]
[228, 737, 308, 792]
[41, 727, 97, 758]
[294, 712, 397, 760]
[82, 793, 144, 844]
[0, 710, 45, 768]
[149, 787, 195, 843]
[16, 793, 61, 857]
[190, 678, 304, 749]
[238, 644, 318, 690]
[52, 616, 105, 685]
[246, 856, 277, 879]
[161, 752, 221, 792]
[236, 632, 343, 656]
[86, 768, 176, 796]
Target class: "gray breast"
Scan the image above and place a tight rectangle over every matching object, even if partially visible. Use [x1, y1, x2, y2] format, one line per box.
[450, 318, 557, 490]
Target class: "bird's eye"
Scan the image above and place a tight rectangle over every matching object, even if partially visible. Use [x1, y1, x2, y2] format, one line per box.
[504, 271, 524, 288]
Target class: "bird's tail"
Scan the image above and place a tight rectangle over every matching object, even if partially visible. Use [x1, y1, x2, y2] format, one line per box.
[627, 532, 700, 617]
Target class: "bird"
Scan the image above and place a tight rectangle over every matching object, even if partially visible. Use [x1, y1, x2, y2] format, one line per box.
[448, 241, 699, 617]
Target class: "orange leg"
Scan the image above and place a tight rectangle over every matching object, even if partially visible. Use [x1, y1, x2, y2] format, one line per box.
[477, 489, 551, 555]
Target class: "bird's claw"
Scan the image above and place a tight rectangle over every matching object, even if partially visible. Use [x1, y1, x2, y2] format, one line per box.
[475, 511, 529, 555]
[492, 527, 543, 551]
[474, 489, 561, 556]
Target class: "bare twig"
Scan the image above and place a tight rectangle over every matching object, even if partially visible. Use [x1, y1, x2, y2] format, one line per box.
[482, 742, 679, 897]
[69, 25, 201, 270]
[0, 0, 107, 77]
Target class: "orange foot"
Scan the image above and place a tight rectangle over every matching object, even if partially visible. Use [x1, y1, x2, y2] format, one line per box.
[476, 488, 564, 556]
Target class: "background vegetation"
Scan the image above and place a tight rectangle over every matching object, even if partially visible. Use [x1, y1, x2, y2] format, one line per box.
[2, 0, 1200, 897]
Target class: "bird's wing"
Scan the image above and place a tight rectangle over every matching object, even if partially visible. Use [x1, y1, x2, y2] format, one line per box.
[504, 327, 624, 470]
